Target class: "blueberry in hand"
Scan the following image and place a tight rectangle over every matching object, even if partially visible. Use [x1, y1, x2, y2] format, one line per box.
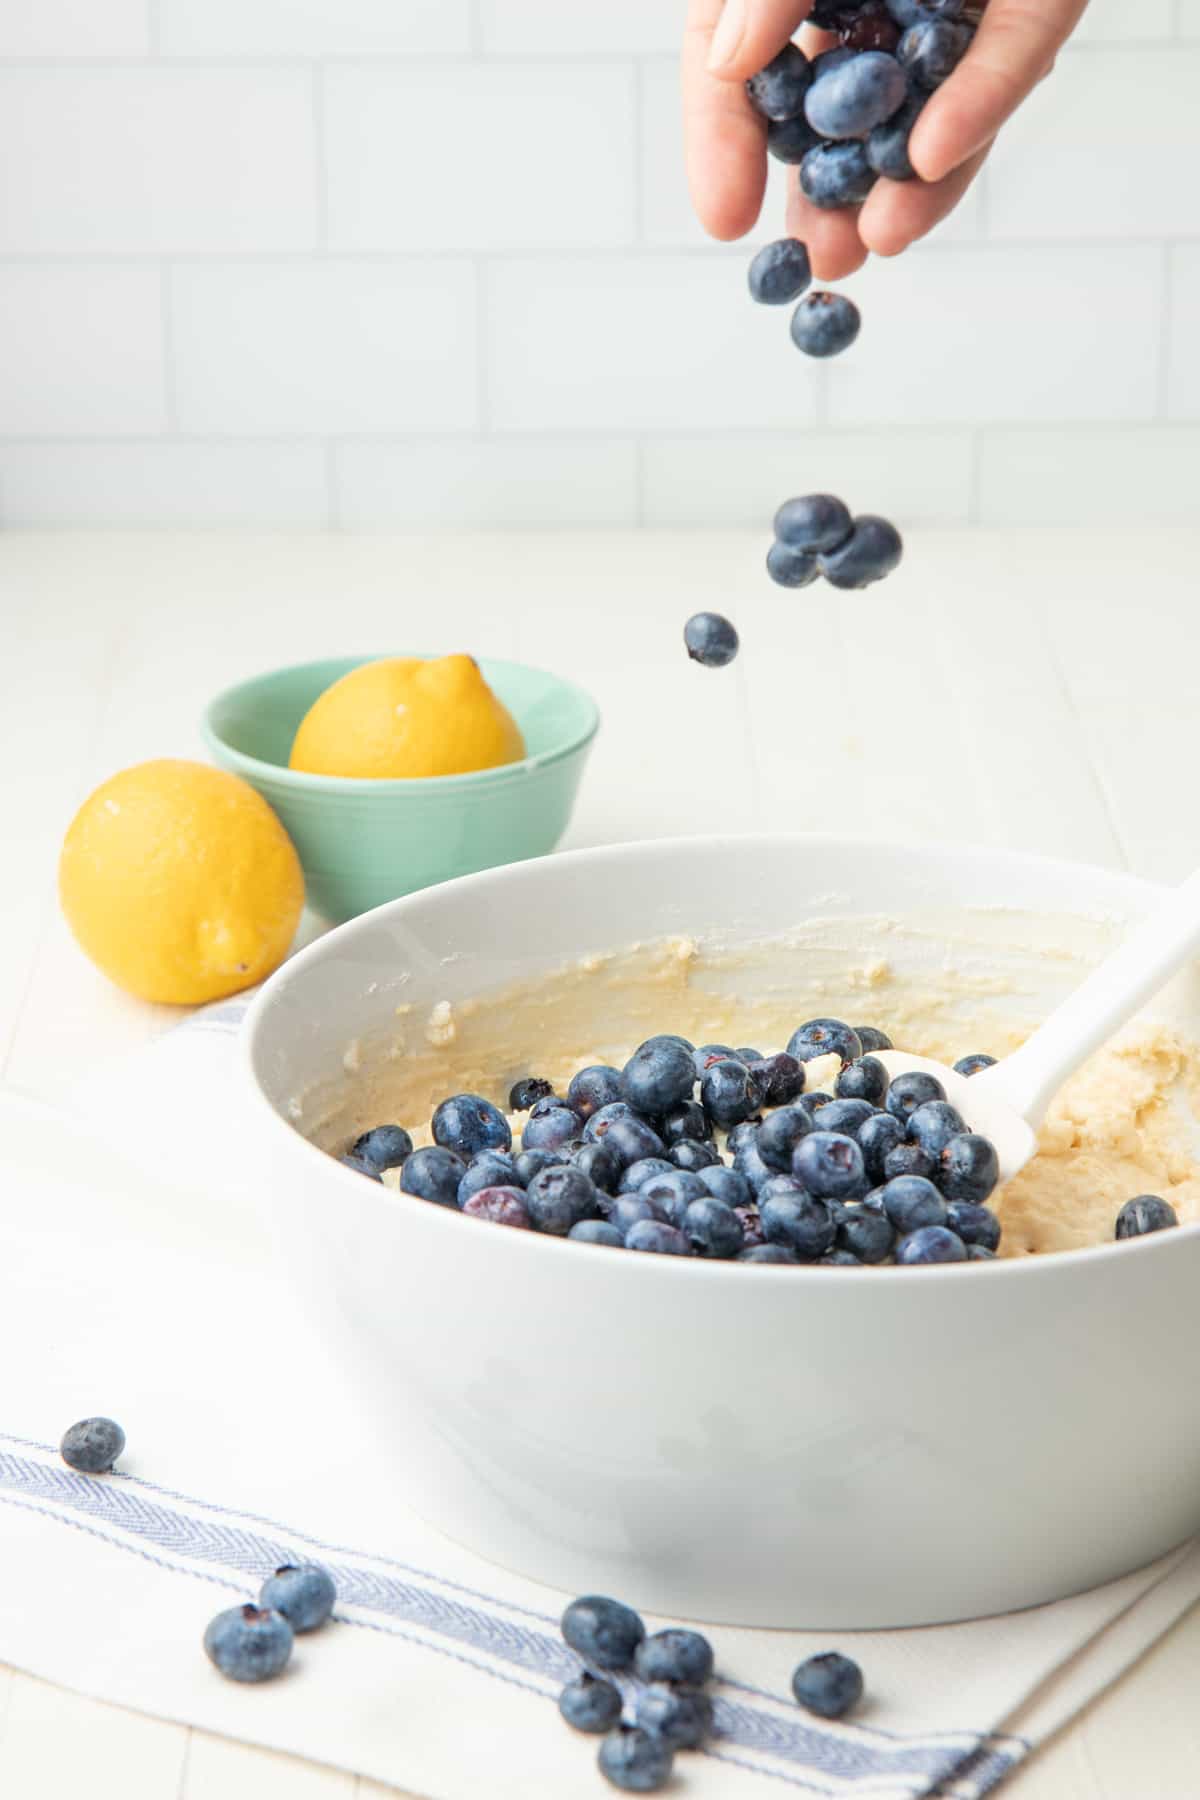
[568, 1065, 625, 1118]
[906, 1099, 967, 1157]
[1115, 1195, 1179, 1239]
[792, 1131, 866, 1199]
[898, 18, 972, 88]
[524, 1103, 586, 1152]
[944, 1200, 1001, 1251]
[463, 1186, 532, 1229]
[684, 611, 739, 668]
[527, 1164, 598, 1235]
[866, 93, 924, 178]
[60, 1417, 124, 1474]
[774, 493, 853, 554]
[635, 1627, 714, 1686]
[767, 113, 823, 163]
[836, 1055, 889, 1105]
[881, 1173, 946, 1233]
[597, 1725, 674, 1793]
[204, 1604, 293, 1683]
[401, 1146, 466, 1208]
[746, 42, 813, 121]
[458, 1150, 517, 1204]
[683, 1195, 746, 1258]
[939, 1132, 999, 1204]
[350, 1123, 413, 1171]
[896, 1223, 967, 1263]
[259, 1563, 336, 1633]
[800, 140, 876, 209]
[635, 1684, 714, 1750]
[560, 1671, 623, 1733]
[562, 1594, 645, 1669]
[787, 1017, 863, 1065]
[767, 541, 821, 589]
[791, 292, 862, 359]
[804, 48, 909, 139]
[748, 238, 812, 305]
[819, 515, 903, 588]
[885, 1069, 945, 1121]
[701, 1057, 764, 1129]
[954, 1053, 996, 1078]
[792, 1651, 863, 1719]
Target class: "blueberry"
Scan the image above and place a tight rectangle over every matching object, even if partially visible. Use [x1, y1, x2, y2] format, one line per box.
[888, 0, 964, 18]
[641, 1169, 710, 1226]
[525, 1102, 587, 1153]
[569, 1219, 625, 1248]
[759, 1105, 813, 1173]
[701, 1057, 764, 1129]
[644, 1032, 697, 1054]
[898, 18, 972, 88]
[860, 1184, 887, 1212]
[611, 1194, 669, 1237]
[836, 0, 902, 52]
[791, 1651, 863, 1719]
[896, 1224, 967, 1264]
[568, 1065, 626, 1118]
[748, 238, 812, 306]
[792, 1131, 866, 1200]
[560, 1671, 623, 1733]
[791, 291, 863, 360]
[735, 1203, 765, 1246]
[800, 140, 876, 209]
[739, 1243, 800, 1263]
[967, 1244, 997, 1261]
[694, 1042, 739, 1075]
[605, 1116, 668, 1171]
[562, 1595, 645, 1670]
[939, 1132, 999, 1204]
[635, 1684, 714, 1750]
[620, 1156, 676, 1193]
[684, 612, 739, 669]
[585, 1100, 637, 1141]
[746, 1052, 806, 1105]
[819, 515, 904, 588]
[796, 1091, 835, 1119]
[735, 1046, 764, 1064]
[767, 540, 821, 589]
[822, 1250, 863, 1265]
[835, 1203, 896, 1263]
[733, 1133, 773, 1195]
[458, 1150, 518, 1204]
[635, 1627, 714, 1687]
[835, 1056, 889, 1105]
[60, 1417, 124, 1474]
[787, 1018, 863, 1066]
[463, 1186, 531, 1228]
[527, 1164, 597, 1235]
[774, 493, 853, 554]
[907, 1099, 967, 1157]
[625, 1220, 693, 1256]
[698, 1164, 753, 1209]
[760, 1182, 838, 1260]
[572, 1141, 622, 1194]
[512, 1147, 563, 1186]
[432, 1092, 511, 1158]
[259, 1563, 336, 1633]
[811, 45, 857, 80]
[883, 1141, 937, 1183]
[813, 1097, 875, 1140]
[661, 1099, 713, 1145]
[669, 1137, 723, 1173]
[885, 1069, 945, 1122]
[1115, 1195, 1179, 1239]
[858, 1110, 906, 1181]
[881, 1174, 946, 1233]
[746, 42, 812, 122]
[954, 1053, 996, 1078]
[866, 92, 924, 178]
[204, 1604, 293, 1683]
[855, 1025, 893, 1053]
[508, 1076, 554, 1113]
[350, 1123, 413, 1171]
[945, 1200, 1001, 1251]
[401, 1146, 466, 1208]
[767, 113, 823, 164]
[683, 1196, 746, 1259]
[339, 1154, 383, 1181]
[622, 1039, 696, 1115]
[726, 1120, 762, 1155]
[804, 48, 908, 139]
[597, 1726, 674, 1793]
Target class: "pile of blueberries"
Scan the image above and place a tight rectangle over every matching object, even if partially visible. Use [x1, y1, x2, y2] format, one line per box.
[767, 490, 903, 590]
[342, 1020, 1010, 1268]
[558, 1591, 863, 1792]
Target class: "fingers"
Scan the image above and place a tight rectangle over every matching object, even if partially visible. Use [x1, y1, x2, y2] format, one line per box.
[910, 0, 1087, 184]
[857, 144, 991, 259]
[706, 0, 813, 80]
[784, 185, 871, 283]
[683, 0, 771, 239]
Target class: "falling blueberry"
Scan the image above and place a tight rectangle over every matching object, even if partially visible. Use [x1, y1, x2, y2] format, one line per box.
[819, 515, 904, 588]
[775, 493, 854, 554]
[790, 291, 862, 359]
[766, 541, 821, 589]
[684, 612, 739, 668]
[748, 238, 812, 306]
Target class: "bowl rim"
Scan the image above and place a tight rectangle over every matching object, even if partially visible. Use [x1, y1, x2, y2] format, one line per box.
[240, 830, 1200, 1289]
[200, 652, 601, 794]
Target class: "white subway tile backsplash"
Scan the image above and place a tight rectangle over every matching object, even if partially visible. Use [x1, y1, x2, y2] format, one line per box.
[0, 0, 149, 56]
[478, 1, 681, 54]
[1069, 0, 1173, 39]
[171, 262, 478, 435]
[642, 430, 975, 527]
[977, 428, 1200, 525]
[1166, 245, 1200, 420]
[988, 50, 1200, 240]
[487, 256, 821, 432]
[0, 267, 165, 435]
[0, 69, 316, 255]
[826, 246, 1161, 427]
[325, 64, 636, 251]
[336, 439, 639, 526]
[1181, 0, 1200, 37]
[0, 443, 329, 526]
[161, 0, 469, 56]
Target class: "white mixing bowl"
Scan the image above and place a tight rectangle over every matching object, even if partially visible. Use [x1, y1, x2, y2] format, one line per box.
[242, 836, 1200, 1629]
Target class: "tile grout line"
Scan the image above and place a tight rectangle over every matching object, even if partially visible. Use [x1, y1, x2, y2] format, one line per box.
[146, 0, 162, 56]
[1041, 612, 1131, 874]
[312, 65, 330, 251]
[632, 60, 646, 246]
[966, 428, 982, 527]
[467, 0, 484, 56]
[634, 436, 647, 525]
[160, 265, 179, 431]
[324, 440, 340, 530]
[174, 1725, 193, 1800]
[1157, 241, 1175, 420]
[474, 256, 491, 434]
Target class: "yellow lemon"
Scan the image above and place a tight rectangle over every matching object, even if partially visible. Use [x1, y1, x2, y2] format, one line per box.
[59, 759, 304, 1005]
[288, 655, 526, 780]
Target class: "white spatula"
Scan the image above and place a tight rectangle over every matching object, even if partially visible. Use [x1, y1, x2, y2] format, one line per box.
[874, 868, 1200, 1183]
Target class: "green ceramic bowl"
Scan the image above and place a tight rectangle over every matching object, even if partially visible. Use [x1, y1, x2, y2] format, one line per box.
[201, 654, 599, 923]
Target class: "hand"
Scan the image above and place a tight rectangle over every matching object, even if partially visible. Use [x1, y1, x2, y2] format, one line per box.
[684, 0, 1091, 280]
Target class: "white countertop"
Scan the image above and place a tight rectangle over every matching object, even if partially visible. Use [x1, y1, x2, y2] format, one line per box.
[2, 528, 1197, 1797]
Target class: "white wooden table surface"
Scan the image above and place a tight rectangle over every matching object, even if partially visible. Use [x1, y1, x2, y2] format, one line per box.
[2, 528, 1199, 1797]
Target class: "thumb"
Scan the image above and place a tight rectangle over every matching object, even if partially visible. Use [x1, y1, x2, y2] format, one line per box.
[707, 0, 812, 80]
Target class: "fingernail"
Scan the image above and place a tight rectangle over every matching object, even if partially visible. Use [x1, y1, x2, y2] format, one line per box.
[707, 0, 747, 72]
